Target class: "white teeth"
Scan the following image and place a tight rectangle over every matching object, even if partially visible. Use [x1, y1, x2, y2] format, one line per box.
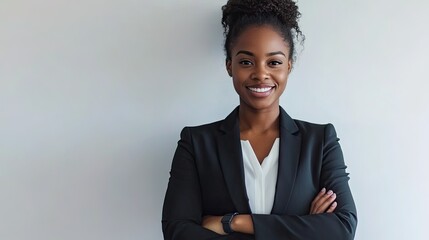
[248, 87, 273, 93]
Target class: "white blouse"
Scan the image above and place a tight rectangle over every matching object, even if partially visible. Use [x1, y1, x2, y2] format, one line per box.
[240, 138, 279, 214]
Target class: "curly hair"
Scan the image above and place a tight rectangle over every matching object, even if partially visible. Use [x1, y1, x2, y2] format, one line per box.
[221, 0, 304, 63]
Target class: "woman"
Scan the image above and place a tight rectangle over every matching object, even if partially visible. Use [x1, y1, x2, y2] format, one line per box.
[162, 0, 357, 239]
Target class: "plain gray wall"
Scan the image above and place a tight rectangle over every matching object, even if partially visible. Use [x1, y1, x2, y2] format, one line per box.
[1, 0, 428, 239]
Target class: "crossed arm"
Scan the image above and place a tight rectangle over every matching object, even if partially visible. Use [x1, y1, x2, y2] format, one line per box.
[202, 187, 338, 235]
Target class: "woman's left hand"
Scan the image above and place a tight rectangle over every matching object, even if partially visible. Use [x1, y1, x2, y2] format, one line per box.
[202, 215, 226, 235]
[310, 188, 337, 214]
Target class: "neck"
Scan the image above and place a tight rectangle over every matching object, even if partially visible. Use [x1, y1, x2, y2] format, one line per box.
[238, 104, 280, 134]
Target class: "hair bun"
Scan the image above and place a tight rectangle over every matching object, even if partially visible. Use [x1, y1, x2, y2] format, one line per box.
[221, 0, 304, 62]
[222, 0, 300, 29]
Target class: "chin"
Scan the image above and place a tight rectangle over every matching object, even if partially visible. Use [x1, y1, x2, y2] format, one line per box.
[241, 100, 278, 111]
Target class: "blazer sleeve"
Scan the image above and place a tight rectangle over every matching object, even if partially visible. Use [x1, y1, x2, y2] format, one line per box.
[251, 124, 357, 240]
[162, 127, 254, 240]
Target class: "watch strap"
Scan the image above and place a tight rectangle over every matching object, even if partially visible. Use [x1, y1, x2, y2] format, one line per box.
[221, 212, 239, 234]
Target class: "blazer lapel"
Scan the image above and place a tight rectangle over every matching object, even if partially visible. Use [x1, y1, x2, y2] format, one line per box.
[271, 107, 302, 214]
[217, 107, 251, 214]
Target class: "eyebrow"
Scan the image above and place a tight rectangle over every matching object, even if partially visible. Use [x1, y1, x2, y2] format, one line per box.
[235, 50, 286, 57]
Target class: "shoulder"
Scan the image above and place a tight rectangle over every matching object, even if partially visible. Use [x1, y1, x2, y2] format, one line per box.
[176, 119, 227, 151]
[293, 119, 339, 141]
[182, 119, 223, 135]
[293, 119, 334, 132]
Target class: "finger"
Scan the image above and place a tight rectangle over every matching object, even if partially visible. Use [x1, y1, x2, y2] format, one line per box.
[311, 190, 335, 214]
[326, 201, 337, 213]
[315, 192, 336, 213]
[311, 189, 333, 213]
[310, 188, 326, 212]
[314, 192, 336, 213]
[311, 188, 326, 204]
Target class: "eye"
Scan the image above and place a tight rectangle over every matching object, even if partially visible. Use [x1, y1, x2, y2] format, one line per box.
[269, 60, 283, 66]
[239, 60, 253, 66]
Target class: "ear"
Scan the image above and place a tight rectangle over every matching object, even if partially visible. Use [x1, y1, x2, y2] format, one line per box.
[225, 59, 232, 77]
[288, 60, 292, 73]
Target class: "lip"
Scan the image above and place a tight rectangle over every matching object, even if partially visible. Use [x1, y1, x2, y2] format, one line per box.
[246, 85, 275, 98]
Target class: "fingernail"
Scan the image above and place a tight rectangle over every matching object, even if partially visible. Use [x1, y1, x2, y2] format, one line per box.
[332, 202, 337, 206]
[327, 190, 333, 195]
[320, 188, 326, 193]
[331, 193, 336, 198]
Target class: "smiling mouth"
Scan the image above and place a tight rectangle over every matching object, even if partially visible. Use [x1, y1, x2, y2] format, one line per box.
[247, 87, 274, 93]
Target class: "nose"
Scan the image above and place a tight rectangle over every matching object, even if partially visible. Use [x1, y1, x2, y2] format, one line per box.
[251, 64, 269, 81]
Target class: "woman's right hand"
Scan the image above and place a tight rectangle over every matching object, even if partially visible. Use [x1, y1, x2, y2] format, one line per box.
[310, 188, 337, 214]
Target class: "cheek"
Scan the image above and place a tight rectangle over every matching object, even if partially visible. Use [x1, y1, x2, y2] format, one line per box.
[231, 78, 244, 96]
[275, 72, 289, 85]
[231, 70, 248, 84]
[232, 77, 243, 90]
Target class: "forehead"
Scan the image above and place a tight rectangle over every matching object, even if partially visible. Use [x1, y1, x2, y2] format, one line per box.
[232, 25, 290, 55]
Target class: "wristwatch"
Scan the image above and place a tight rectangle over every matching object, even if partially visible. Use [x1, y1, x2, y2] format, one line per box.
[221, 212, 239, 234]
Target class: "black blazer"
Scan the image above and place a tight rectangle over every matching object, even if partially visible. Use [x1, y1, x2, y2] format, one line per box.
[162, 107, 357, 240]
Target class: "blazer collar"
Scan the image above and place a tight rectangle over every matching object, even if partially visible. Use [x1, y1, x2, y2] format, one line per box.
[271, 107, 301, 214]
[217, 107, 251, 213]
[217, 106, 301, 214]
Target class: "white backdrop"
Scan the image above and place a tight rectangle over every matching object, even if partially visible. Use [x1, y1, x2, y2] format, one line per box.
[1, 0, 428, 239]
